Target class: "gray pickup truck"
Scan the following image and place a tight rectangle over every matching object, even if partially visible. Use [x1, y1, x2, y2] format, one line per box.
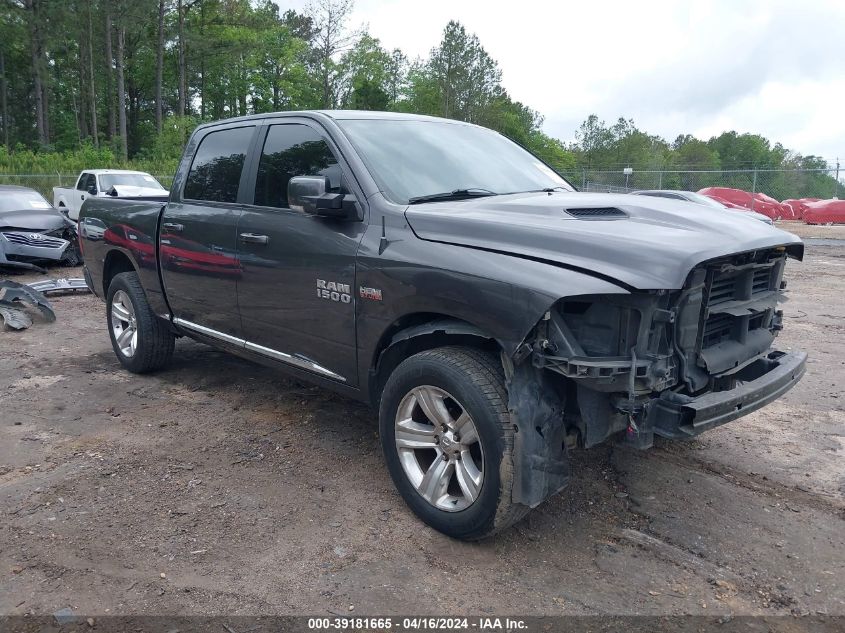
[79, 111, 806, 539]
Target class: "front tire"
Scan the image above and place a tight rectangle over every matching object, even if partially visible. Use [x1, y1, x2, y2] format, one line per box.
[106, 271, 174, 373]
[379, 347, 528, 540]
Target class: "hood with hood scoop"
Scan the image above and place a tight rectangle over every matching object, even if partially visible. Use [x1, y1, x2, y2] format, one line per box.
[404, 192, 803, 290]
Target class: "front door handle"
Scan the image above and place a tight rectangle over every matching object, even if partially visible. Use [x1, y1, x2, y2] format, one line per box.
[239, 233, 269, 245]
[162, 222, 184, 233]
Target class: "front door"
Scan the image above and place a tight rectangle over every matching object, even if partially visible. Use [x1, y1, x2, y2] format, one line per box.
[236, 121, 366, 386]
[160, 124, 257, 340]
[71, 172, 95, 220]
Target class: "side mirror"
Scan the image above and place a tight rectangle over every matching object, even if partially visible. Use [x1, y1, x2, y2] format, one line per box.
[288, 176, 327, 213]
[88, 186, 98, 196]
[288, 176, 360, 220]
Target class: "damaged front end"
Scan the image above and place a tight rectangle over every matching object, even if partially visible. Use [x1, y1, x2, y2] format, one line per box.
[0, 225, 80, 273]
[507, 245, 806, 505]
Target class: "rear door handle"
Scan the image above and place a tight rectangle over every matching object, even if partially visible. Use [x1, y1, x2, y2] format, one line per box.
[239, 233, 269, 244]
[162, 222, 184, 233]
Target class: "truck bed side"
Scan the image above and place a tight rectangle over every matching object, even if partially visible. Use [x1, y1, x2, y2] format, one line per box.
[79, 197, 170, 316]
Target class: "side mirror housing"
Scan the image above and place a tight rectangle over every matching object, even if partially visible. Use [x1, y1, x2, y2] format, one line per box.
[88, 186, 98, 195]
[288, 176, 360, 221]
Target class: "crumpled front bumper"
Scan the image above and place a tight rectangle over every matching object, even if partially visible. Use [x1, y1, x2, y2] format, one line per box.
[0, 230, 70, 262]
[648, 350, 807, 439]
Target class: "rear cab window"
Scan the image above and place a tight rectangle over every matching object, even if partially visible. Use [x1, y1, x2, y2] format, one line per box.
[183, 126, 255, 203]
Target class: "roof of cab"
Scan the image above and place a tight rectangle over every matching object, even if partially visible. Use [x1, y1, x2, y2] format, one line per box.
[320, 110, 452, 122]
[194, 109, 472, 132]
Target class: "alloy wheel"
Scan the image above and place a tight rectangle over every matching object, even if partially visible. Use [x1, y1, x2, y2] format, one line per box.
[394, 385, 484, 511]
[110, 290, 138, 358]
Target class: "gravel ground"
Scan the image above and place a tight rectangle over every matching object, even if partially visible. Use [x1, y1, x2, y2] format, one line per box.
[0, 229, 843, 618]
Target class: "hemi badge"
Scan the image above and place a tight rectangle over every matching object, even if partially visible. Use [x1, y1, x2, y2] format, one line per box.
[359, 286, 383, 301]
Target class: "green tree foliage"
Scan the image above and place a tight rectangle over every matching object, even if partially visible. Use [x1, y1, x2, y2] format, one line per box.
[526, 132, 576, 173]
[341, 34, 392, 110]
[0, 0, 835, 201]
[307, 0, 359, 108]
[424, 21, 502, 123]
[569, 115, 838, 197]
[671, 135, 720, 170]
[401, 20, 575, 171]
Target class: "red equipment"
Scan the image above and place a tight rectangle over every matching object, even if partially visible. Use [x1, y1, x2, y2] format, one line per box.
[804, 199, 845, 224]
[698, 187, 787, 220]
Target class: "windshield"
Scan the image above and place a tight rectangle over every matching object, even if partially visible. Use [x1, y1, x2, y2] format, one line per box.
[0, 189, 52, 213]
[686, 192, 726, 209]
[337, 119, 574, 205]
[99, 173, 165, 190]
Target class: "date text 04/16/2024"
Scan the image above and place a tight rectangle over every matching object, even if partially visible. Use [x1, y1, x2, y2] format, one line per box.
[307, 617, 528, 630]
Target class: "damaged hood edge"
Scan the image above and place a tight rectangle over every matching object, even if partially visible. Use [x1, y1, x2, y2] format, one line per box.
[405, 192, 804, 290]
[0, 208, 71, 231]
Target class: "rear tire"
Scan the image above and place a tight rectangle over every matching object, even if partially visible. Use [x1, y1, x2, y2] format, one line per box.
[379, 346, 528, 540]
[106, 271, 174, 373]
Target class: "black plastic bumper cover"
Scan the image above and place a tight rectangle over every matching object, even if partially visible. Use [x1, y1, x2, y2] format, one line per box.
[648, 350, 807, 439]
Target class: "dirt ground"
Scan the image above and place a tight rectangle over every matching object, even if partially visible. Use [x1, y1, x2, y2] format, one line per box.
[1, 228, 843, 618]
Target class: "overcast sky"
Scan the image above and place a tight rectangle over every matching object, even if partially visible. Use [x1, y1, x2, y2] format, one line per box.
[280, 0, 845, 161]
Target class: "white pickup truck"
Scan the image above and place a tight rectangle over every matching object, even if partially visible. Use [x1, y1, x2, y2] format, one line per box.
[53, 170, 168, 221]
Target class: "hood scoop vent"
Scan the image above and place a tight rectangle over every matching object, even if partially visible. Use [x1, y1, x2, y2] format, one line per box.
[564, 207, 627, 220]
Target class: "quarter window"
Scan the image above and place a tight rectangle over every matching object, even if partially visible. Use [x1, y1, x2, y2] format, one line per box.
[253, 124, 341, 209]
[184, 126, 254, 203]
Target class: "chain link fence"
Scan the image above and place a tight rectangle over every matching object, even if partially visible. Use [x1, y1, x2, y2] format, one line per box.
[0, 174, 175, 199]
[0, 169, 841, 207]
[559, 168, 842, 201]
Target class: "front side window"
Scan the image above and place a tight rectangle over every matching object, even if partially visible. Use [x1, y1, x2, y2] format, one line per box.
[253, 123, 341, 209]
[184, 126, 254, 203]
[76, 174, 92, 191]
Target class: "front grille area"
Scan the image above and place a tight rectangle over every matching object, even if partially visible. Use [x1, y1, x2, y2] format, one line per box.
[708, 266, 775, 307]
[752, 268, 773, 295]
[1, 231, 66, 249]
[696, 249, 786, 375]
[702, 313, 734, 347]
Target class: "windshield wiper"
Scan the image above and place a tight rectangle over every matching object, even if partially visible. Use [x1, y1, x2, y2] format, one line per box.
[511, 186, 569, 194]
[407, 188, 498, 205]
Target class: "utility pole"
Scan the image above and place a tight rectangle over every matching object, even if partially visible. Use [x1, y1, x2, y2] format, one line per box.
[750, 168, 757, 211]
[836, 158, 840, 199]
[0, 49, 7, 151]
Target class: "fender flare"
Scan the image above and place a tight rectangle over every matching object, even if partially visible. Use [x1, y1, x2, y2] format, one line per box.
[369, 317, 494, 406]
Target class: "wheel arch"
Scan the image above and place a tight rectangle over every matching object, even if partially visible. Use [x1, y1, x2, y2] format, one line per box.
[368, 313, 502, 408]
[102, 249, 138, 297]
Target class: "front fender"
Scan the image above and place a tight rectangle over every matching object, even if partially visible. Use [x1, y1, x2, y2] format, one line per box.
[355, 230, 628, 507]
[357, 234, 630, 361]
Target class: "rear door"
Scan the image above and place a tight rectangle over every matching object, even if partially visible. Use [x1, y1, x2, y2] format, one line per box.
[235, 119, 366, 386]
[160, 124, 258, 341]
